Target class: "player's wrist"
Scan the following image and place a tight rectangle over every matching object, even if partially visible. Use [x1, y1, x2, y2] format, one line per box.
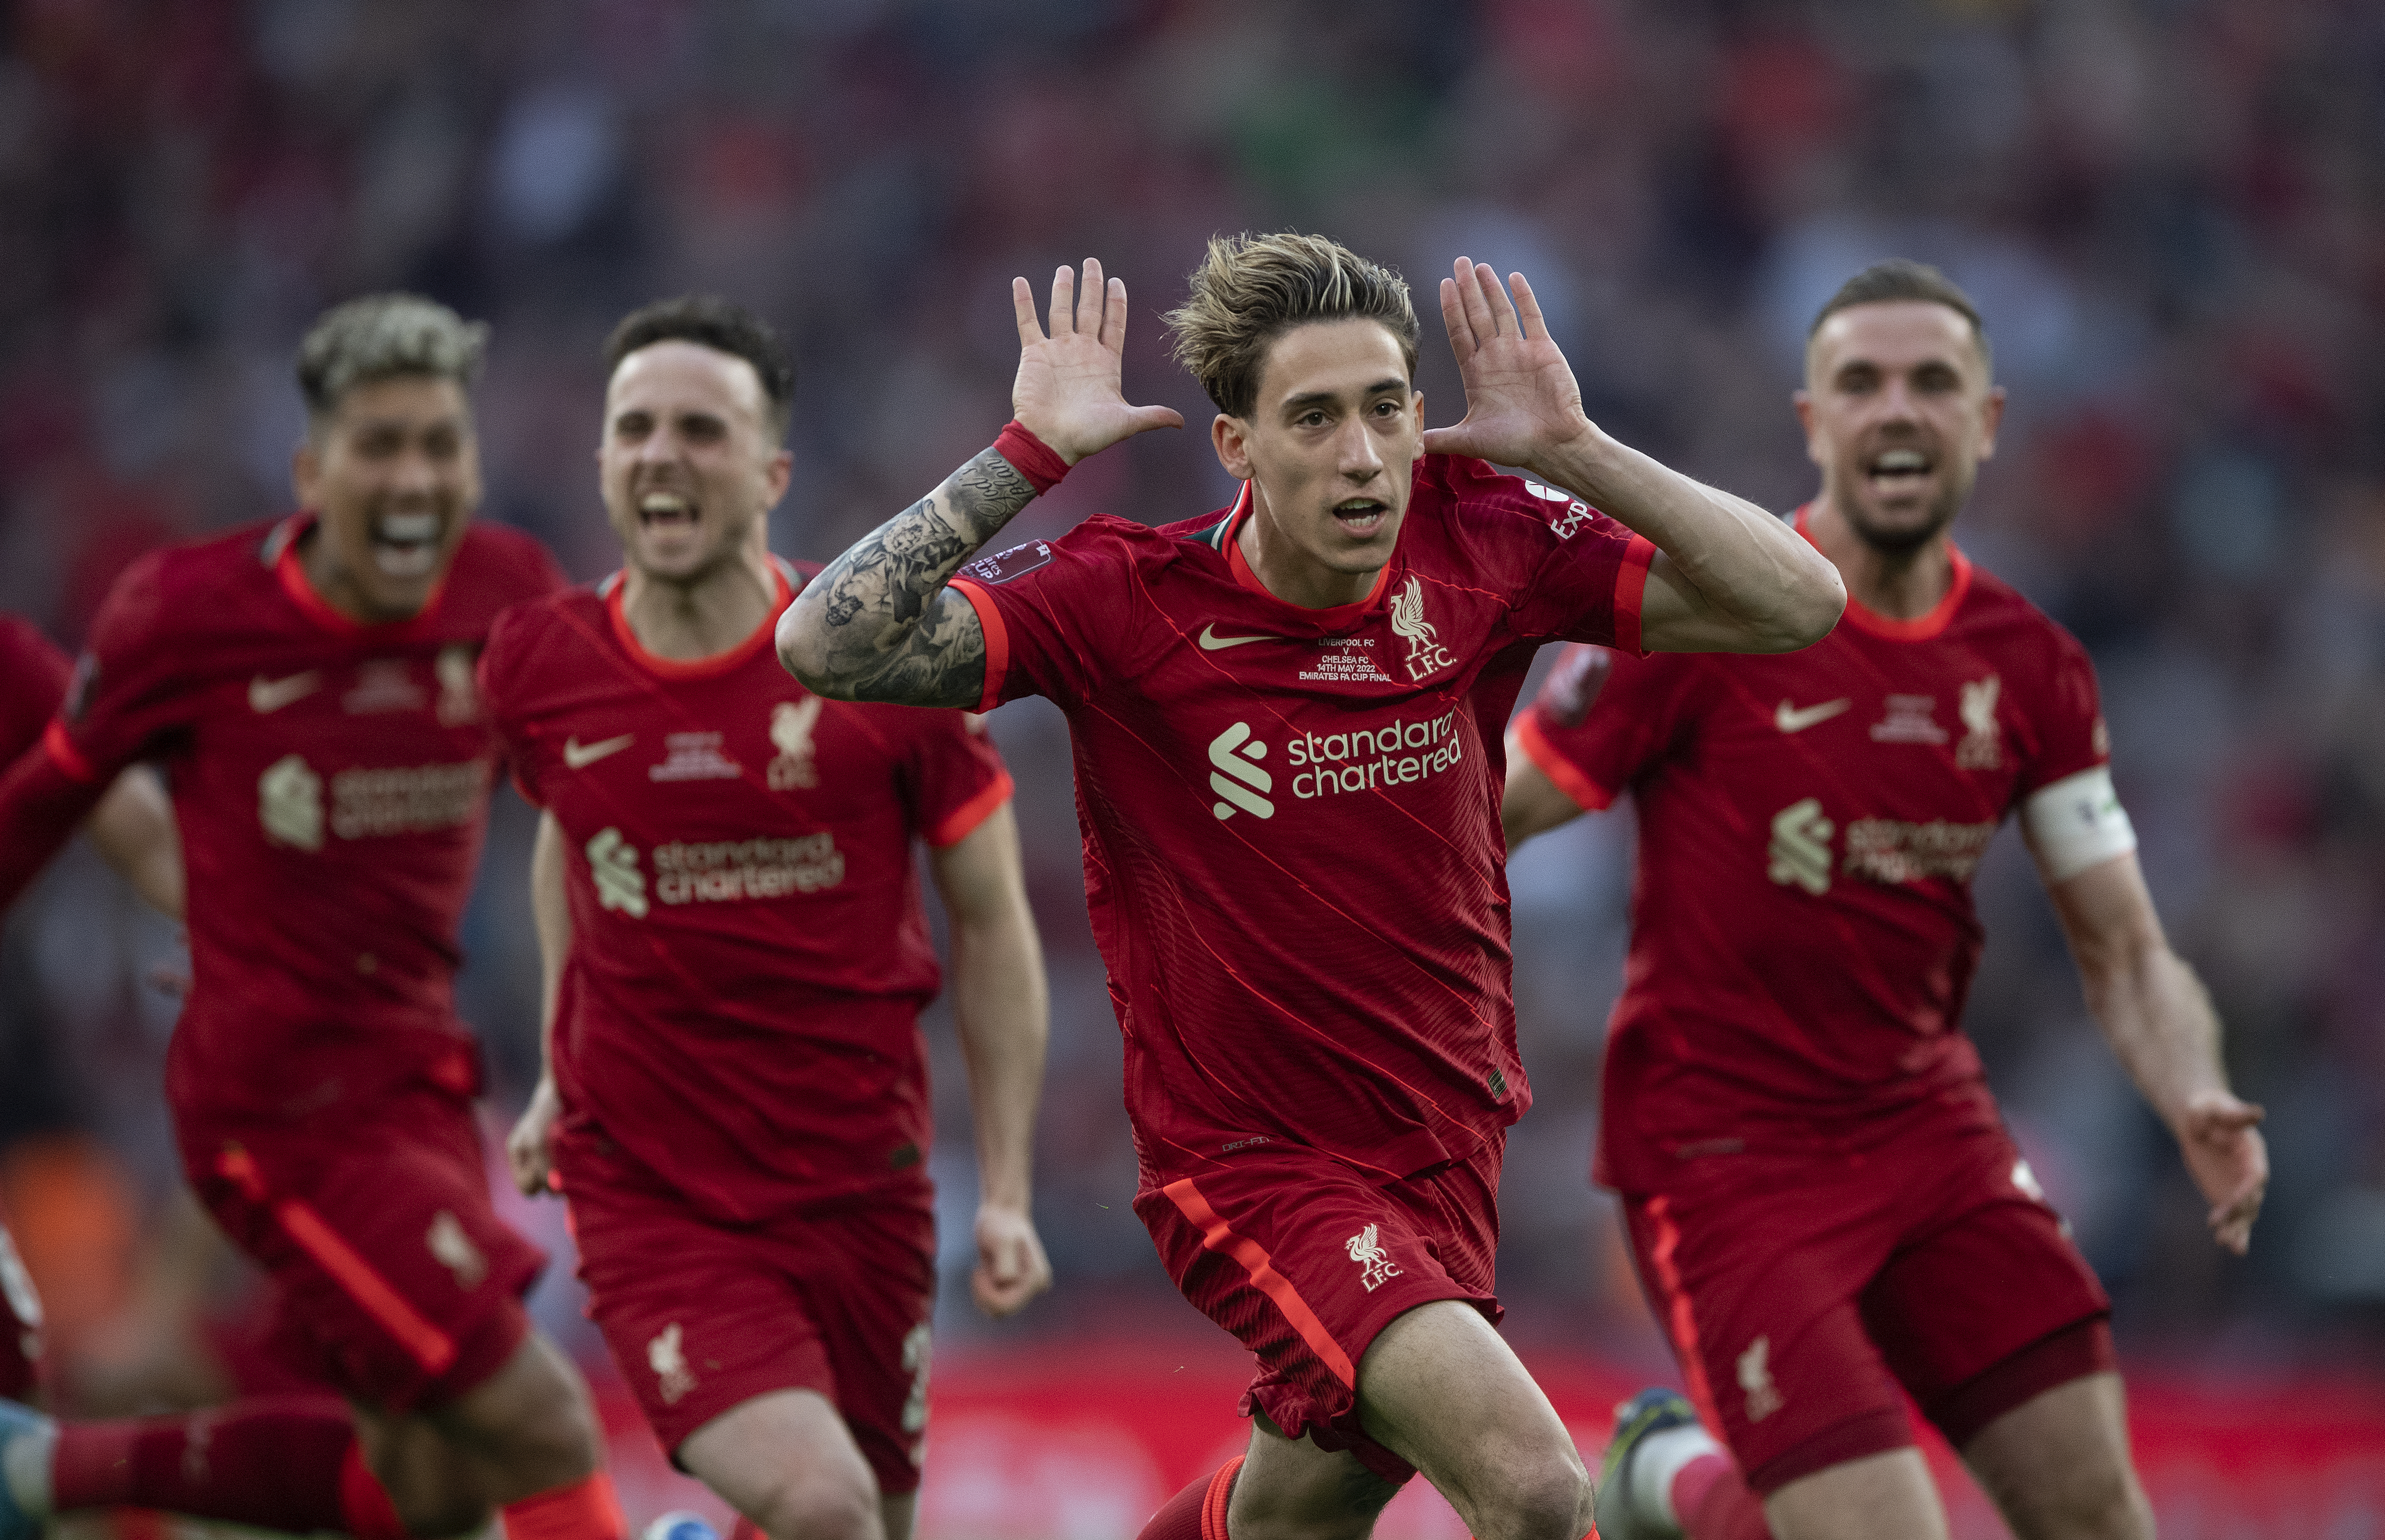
[1519, 414, 1610, 493]
[994, 420, 1074, 488]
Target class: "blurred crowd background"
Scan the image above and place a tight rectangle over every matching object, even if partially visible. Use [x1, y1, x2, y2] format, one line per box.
[0, 0, 2381, 1423]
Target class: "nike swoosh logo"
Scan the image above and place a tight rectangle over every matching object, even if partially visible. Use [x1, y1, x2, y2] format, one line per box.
[563, 734, 636, 769]
[1197, 624, 1284, 651]
[249, 672, 322, 713]
[1775, 698, 1852, 734]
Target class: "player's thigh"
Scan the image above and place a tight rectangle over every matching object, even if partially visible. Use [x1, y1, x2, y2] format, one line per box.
[1354, 1299, 1590, 1540]
[1763, 1447, 1949, 1540]
[677, 1387, 879, 1540]
[784, 1195, 939, 1502]
[180, 1099, 546, 1417]
[1619, 1171, 1914, 1496]
[1229, 1408, 1403, 1540]
[1858, 1129, 2113, 1442]
[1961, 1373, 2151, 1540]
[1134, 1146, 1503, 1491]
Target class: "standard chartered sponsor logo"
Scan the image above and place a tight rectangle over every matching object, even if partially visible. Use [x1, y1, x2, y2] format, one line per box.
[329, 762, 487, 839]
[1767, 797, 1834, 895]
[1287, 709, 1464, 801]
[1842, 816, 1995, 884]
[259, 754, 325, 851]
[1767, 799, 1998, 893]
[587, 828, 649, 917]
[1208, 722, 1273, 820]
[652, 833, 844, 904]
[1209, 711, 1470, 822]
[584, 829, 845, 912]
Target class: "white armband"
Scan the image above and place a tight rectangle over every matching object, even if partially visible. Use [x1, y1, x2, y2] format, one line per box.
[2022, 766, 2137, 884]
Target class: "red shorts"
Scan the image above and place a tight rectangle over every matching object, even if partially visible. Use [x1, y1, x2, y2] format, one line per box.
[1619, 1114, 2114, 1494]
[558, 1129, 938, 1497]
[0, 1213, 39, 1401]
[1134, 1134, 1506, 1484]
[178, 1086, 545, 1413]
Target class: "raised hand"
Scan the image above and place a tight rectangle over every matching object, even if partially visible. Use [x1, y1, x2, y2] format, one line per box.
[1011, 258, 1183, 464]
[1421, 257, 1593, 475]
[2179, 1090, 2268, 1254]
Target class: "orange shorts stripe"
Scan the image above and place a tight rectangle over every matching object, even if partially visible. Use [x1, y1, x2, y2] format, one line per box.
[1163, 1177, 1357, 1389]
[274, 1198, 457, 1374]
[1646, 1194, 1719, 1432]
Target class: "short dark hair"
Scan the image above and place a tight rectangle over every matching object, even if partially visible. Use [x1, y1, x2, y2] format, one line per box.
[1808, 260, 1992, 374]
[604, 295, 794, 438]
[1164, 232, 1421, 418]
[298, 294, 488, 428]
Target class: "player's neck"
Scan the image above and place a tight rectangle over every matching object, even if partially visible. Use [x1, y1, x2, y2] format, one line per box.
[1808, 500, 1953, 621]
[1236, 495, 1382, 611]
[618, 542, 781, 661]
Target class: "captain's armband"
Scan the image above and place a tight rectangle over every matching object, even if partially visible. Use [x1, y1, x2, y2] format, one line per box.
[2021, 766, 2137, 884]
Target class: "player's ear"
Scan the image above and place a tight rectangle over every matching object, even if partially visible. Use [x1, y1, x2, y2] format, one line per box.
[764, 448, 793, 509]
[1212, 414, 1251, 480]
[1977, 385, 2007, 462]
[291, 437, 321, 510]
[1792, 390, 1820, 466]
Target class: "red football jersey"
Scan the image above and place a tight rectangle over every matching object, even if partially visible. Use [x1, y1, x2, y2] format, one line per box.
[0, 618, 70, 761]
[479, 562, 1014, 1223]
[950, 453, 1652, 1184]
[1513, 511, 2109, 1192]
[0, 515, 564, 1123]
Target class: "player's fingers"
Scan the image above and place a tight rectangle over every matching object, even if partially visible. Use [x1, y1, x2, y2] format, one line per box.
[1476, 261, 1521, 337]
[1437, 277, 1476, 364]
[1101, 275, 1130, 353]
[1048, 265, 1075, 338]
[1012, 276, 1045, 349]
[1076, 258, 1106, 340]
[1126, 403, 1187, 434]
[1452, 257, 1499, 342]
[1509, 271, 1550, 340]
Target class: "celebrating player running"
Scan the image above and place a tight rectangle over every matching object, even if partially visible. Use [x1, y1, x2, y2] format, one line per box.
[1506, 261, 2266, 1540]
[485, 296, 1050, 1540]
[779, 234, 1842, 1540]
[0, 297, 625, 1540]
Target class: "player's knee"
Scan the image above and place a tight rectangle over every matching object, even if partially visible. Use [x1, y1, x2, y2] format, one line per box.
[750, 1469, 880, 1540]
[1468, 1453, 1592, 1540]
[381, 1474, 494, 1540]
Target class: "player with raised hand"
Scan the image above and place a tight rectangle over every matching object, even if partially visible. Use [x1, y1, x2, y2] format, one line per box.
[1504, 261, 2265, 1540]
[0, 296, 626, 1540]
[780, 234, 1841, 1540]
[484, 295, 1051, 1540]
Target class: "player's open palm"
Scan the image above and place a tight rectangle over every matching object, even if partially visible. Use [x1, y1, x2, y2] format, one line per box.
[2180, 1090, 2267, 1254]
[1422, 257, 1592, 472]
[1011, 259, 1182, 466]
[971, 1202, 1052, 1318]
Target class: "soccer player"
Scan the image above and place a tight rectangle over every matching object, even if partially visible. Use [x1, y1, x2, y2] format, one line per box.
[486, 296, 1052, 1540]
[1502, 262, 2267, 1540]
[776, 235, 1844, 1540]
[0, 295, 630, 1540]
[0, 608, 183, 1406]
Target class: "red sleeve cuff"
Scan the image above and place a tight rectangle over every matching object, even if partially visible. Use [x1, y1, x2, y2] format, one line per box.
[42, 720, 98, 783]
[1613, 535, 1655, 656]
[928, 770, 1014, 849]
[948, 577, 1009, 714]
[1512, 710, 1614, 813]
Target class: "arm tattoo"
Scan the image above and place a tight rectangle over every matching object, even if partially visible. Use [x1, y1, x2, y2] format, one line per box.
[785, 446, 1038, 707]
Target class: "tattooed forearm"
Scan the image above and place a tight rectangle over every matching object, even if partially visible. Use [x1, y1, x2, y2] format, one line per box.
[778, 446, 1037, 705]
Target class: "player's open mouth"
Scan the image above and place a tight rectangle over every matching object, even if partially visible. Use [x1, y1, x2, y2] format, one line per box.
[370, 511, 443, 579]
[1332, 499, 1387, 535]
[640, 492, 698, 530]
[1866, 448, 1933, 491]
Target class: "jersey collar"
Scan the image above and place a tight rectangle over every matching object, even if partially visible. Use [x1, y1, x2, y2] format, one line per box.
[602, 557, 796, 680]
[1794, 503, 1972, 642]
[267, 512, 451, 639]
[1216, 481, 1398, 631]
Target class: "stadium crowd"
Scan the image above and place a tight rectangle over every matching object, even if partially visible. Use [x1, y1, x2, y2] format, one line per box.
[0, 0, 2377, 1408]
